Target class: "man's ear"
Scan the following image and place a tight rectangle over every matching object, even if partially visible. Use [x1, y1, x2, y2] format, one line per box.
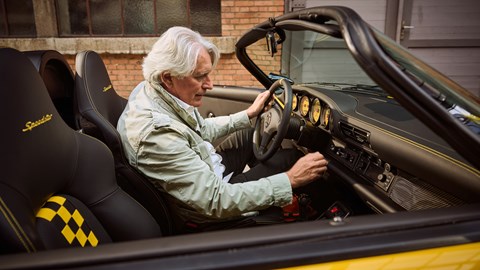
[160, 72, 173, 88]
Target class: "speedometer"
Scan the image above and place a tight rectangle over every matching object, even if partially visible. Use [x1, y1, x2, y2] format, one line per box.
[299, 95, 310, 117]
[310, 98, 321, 125]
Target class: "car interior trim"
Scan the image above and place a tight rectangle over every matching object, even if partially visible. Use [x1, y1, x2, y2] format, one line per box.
[351, 116, 480, 178]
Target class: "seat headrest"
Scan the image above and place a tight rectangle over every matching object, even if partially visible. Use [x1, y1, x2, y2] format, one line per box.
[1, 48, 76, 207]
[25, 50, 78, 129]
[25, 50, 74, 99]
[25, 50, 74, 76]
[75, 50, 127, 127]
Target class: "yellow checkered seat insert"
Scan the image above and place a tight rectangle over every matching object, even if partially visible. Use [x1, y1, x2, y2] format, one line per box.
[36, 195, 111, 249]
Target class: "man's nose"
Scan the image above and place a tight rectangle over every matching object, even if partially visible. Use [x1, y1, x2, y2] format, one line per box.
[203, 75, 213, 89]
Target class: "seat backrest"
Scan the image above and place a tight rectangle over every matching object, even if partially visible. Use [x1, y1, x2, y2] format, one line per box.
[74, 50, 174, 235]
[0, 48, 161, 254]
[24, 50, 80, 130]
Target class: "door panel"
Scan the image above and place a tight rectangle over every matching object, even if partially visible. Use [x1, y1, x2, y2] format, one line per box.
[199, 86, 263, 118]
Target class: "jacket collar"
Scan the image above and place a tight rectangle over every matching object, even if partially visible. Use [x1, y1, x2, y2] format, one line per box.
[147, 80, 200, 131]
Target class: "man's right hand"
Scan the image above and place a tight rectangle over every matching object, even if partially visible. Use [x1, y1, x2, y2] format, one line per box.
[246, 91, 272, 119]
[286, 152, 328, 189]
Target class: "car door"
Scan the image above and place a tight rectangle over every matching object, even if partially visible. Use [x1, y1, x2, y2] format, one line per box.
[199, 85, 262, 119]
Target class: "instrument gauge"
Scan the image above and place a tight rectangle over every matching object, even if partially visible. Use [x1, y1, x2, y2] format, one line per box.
[321, 107, 331, 128]
[292, 94, 298, 111]
[310, 98, 321, 125]
[299, 95, 310, 117]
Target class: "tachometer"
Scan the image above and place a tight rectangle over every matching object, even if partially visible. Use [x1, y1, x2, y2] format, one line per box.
[299, 95, 310, 117]
[310, 98, 321, 125]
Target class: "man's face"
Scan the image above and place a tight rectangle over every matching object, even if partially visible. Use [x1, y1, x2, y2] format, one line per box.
[169, 48, 213, 107]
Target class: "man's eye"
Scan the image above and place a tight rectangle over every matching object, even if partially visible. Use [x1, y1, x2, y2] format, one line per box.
[195, 75, 207, 81]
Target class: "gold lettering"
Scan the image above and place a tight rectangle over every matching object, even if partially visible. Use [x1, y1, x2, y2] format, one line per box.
[22, 114, 53, 132]
[103, 85, 112, 92]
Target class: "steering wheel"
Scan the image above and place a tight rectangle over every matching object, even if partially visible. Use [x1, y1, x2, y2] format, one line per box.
[253, 79, 293, 161]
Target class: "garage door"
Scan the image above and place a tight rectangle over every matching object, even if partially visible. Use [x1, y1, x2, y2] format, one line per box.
[288, 0, 480, 97]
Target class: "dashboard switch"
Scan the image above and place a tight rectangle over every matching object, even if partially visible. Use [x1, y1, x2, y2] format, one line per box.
[377, 173, 387, 182]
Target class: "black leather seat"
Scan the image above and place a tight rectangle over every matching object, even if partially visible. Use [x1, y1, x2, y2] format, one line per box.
[0, 48, 162, 254]
[24, 50, 80, 130]
[74, 50, 174, 235]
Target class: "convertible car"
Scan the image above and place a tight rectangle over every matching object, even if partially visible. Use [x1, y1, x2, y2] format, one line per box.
[1, 6, 479, 269]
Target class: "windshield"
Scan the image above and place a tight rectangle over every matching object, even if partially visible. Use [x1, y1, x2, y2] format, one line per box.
[269, 27, 480, 120]
[244, 28, 378, 90]
[279, 30, 377, 88]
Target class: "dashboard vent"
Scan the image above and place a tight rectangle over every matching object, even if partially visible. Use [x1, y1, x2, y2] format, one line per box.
[339, 122, 370, 145]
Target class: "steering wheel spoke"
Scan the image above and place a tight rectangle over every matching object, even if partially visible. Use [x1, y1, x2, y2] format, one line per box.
[259, 131, 275, 152]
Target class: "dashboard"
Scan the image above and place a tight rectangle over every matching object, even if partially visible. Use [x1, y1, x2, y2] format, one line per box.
[286, 85, 480, 213]
[202, 85, 480, 215]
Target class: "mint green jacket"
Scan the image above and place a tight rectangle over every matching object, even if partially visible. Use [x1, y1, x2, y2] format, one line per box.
[117, 81, 292, 225]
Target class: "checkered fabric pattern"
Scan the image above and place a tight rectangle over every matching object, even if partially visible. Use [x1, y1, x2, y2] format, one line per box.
[36, 196, 99, 247]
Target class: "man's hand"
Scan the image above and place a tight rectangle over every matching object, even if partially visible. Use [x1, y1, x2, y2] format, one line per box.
[246, 91, 272, 119]
[286, 152, 328, 189]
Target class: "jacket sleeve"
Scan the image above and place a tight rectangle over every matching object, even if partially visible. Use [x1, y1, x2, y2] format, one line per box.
[135, 126, 293, 220]
[199, 110, 251, 142]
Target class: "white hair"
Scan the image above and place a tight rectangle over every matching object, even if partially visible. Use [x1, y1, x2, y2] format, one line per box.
[143, 26, 220, 83]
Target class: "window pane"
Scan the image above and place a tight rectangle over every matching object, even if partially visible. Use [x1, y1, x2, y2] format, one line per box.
[56, 0, 89, 35]
[190, 0, 220, 36]
[124, 0, 154, 35]
[5, 0, 36, 36]
[155, 0, 188, 34]
[55, 0, 222, 37]
[90, 0, 121, 35]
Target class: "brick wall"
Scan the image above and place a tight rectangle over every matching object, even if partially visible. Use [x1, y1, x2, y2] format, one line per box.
[215, 0, 284, 88]
[66, 0, 284, 98]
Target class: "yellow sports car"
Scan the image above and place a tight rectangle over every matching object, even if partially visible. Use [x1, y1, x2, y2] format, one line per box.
[1, 6, 479, 269]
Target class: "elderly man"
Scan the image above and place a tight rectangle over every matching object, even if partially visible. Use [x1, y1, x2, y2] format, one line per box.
[117, 26, 328, 232]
